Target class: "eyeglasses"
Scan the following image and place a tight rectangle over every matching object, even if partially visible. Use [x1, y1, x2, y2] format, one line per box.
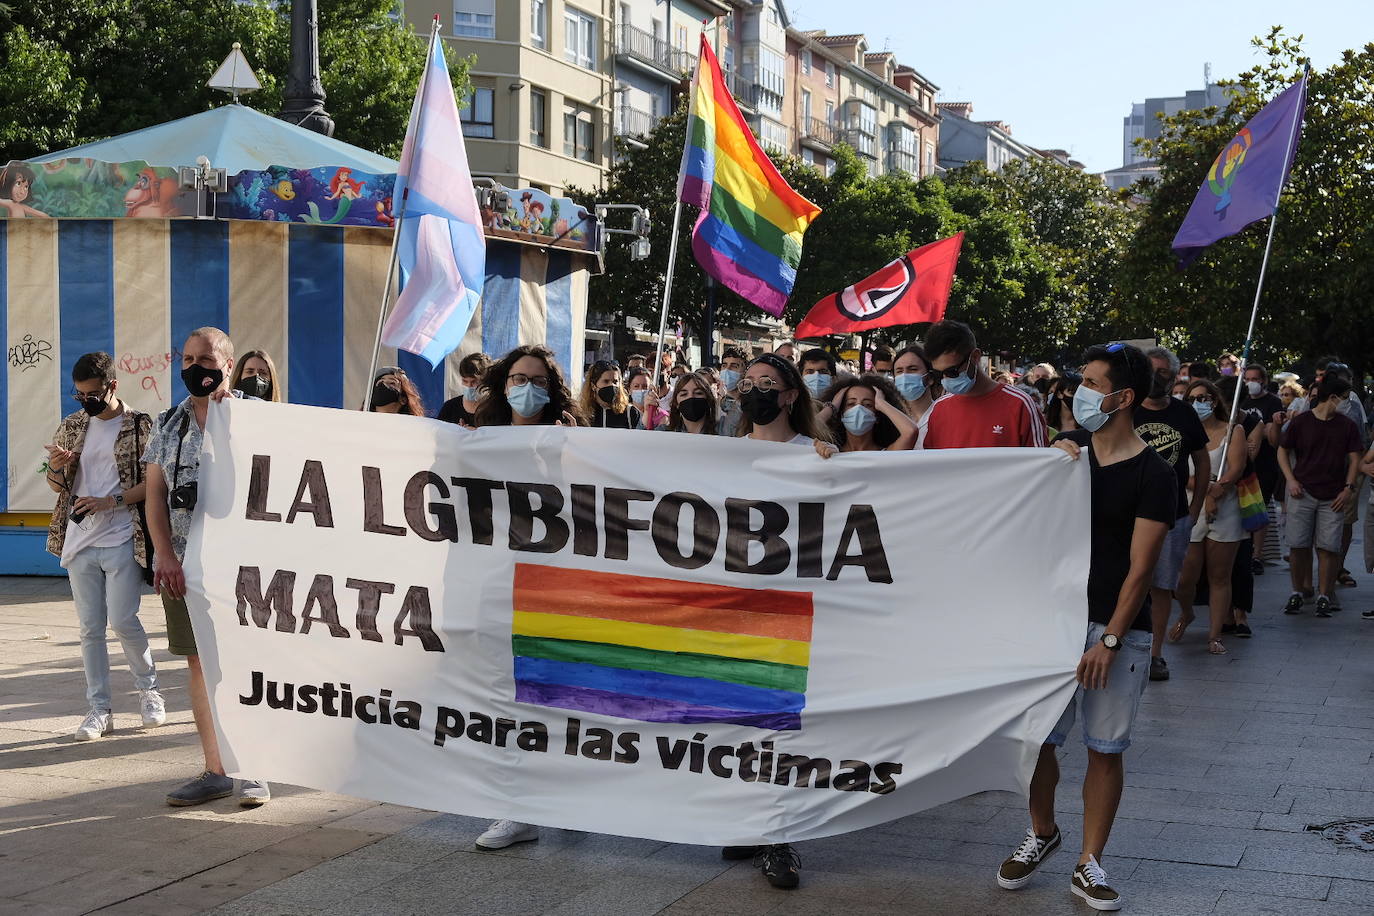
[1186, 395, 1215, 404]
[737, 377, 788, 393]
[70, 385, 108, 404]
[508, 373, 550, 389]
[931, 352, 974, 379]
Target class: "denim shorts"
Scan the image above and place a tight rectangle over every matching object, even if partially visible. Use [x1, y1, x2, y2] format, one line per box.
[1150, 514, 1192, 591]
[1046, 622, 1151, 754]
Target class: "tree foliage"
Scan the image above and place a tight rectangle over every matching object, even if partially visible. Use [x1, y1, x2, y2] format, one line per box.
[0, 0, 470, 162]
[1116, 29, 1374, 378]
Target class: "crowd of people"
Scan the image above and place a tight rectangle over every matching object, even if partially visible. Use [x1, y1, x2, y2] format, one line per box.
[41, 320, 1374, 910]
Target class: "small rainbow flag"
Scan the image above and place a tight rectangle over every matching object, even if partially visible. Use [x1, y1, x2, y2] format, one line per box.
[511, 563, 813, 730]
[677, 34, 822, 318]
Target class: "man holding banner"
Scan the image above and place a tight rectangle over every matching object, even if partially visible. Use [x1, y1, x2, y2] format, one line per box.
[997, 343, 1174, 911]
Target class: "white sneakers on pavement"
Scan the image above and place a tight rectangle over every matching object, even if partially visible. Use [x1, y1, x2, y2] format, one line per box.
[476, 820, 539, 849]
[238, 779, 271, 808]
[140, 689, 167, 727]
[74, 709, 113, 741]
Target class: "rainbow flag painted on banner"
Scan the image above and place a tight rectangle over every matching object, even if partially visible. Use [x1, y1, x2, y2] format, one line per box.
[677, 35, 821, 318]
[511, 563, 814, 730]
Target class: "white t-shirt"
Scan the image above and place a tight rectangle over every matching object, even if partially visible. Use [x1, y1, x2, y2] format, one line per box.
[61, 413, 133, 566]
[748, 432, 814, 447]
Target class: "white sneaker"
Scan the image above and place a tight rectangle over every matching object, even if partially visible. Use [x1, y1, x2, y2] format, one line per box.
[140, 689, 167, 728]
[74, 710, 112, 741]
[237, 779, 271, 808]
[476, 819, 539, 849]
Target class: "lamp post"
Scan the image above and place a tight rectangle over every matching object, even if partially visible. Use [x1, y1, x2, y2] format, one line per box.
[278, 0, 335, 136]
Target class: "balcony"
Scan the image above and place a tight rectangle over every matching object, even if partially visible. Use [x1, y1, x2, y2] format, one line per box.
[723, 68, 753, 109]
[615, 105, 657, 138]
[800, 117, 837, 150]
[841, 127, 877, 159]
[886, 148, 919, 174]
[615, 23, 695, 81]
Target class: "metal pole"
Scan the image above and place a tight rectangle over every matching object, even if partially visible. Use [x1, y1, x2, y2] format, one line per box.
[364, 18, 439, 411]
[703, 275, 717, 366]
[652, 197, 686, 388]
[1214, 72, 1306, 477]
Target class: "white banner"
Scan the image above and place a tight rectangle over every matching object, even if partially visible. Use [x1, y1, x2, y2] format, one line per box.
[187, 401, 1087, 845]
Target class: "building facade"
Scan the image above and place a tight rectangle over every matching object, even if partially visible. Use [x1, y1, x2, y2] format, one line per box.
[1122, 74, 1229, 166]
[784, 30, 940, 179]
[936, 102, 1038, 171]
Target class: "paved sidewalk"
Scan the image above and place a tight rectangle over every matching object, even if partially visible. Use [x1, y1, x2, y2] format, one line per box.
[5, 535, 1374, 915]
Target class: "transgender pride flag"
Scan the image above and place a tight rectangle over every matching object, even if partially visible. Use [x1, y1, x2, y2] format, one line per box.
[380, 26, 486, 367]
[511, 563, 813, 730]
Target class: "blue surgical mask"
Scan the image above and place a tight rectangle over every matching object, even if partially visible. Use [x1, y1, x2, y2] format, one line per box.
[842, 404, 876, 435]
[893, 373, 926, 401]
[463, 385, 482, 400]
[1072, 385, 1121, 432]
[507, 382, 550, 418]
[940, 355, 976, 396]
[803, 372, 832, 396]
[720, 369, 741, 390]
[630, 389, 647, 406]
[1193, 401, 1213, 421]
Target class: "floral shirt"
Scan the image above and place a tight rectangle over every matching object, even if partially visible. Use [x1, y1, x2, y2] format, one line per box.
[47, 407, 153, 566]
[139, 397, 207, 562]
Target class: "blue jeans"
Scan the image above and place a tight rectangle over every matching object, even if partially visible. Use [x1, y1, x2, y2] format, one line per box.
[67, 540, 158, 711]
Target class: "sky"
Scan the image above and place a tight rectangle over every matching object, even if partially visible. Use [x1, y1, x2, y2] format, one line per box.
[783, 0, 1373, 173]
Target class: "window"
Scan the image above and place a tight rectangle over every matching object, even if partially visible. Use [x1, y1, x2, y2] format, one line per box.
[724, 46, 735, 73]
[925, 141, 934, 176]
[825, 61, 834, 88]
[530, 88, 547, 147]
[563, 103, 595, 161]
[619, 2, 631, 27]
[759, 118, 789, 153]
[824, 100, 834, 124]
[462, 86, 494, 138]
[675, 24, 688, 52]
[454, 0, 495, 38]
[530, 0, 547, 48]
[801, 52, 810, 76]
[724, 11, 733, 32]
[801, 89, 811, 123]
[564, 7, 597, 69]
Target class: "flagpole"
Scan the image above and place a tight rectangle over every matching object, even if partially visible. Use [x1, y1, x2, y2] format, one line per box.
[1215, 70, 1307, 479]
[651, 198, 686, 389]
[365, 17, 441, 411]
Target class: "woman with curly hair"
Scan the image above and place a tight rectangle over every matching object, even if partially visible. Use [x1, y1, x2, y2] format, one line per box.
[578, 359, 641, 429]
[472, 345, 584, 429]
[819, 374, 918, 451]
[366, 367, 425, 416]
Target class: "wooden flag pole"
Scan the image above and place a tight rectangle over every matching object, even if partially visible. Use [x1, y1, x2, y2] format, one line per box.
[364, 17, 441, 411]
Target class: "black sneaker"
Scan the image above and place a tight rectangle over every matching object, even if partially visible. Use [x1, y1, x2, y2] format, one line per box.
[721, 846, 759, 860]
[1361, 609, 1374, 620]
[1251, 558, 1265, 576]
[1316, 595, 1335, 617]
[1283, 593, 1304, 614]
[997, 826, 1061, 890]
[752, 844, 800, 889]
[1149, 656, 1169, 681]
[1234, 624, 1253, 638]
[1071, 856, 1122, 911]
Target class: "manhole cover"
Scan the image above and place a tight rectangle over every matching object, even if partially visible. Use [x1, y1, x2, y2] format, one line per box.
[1305, 819, 1374, 851]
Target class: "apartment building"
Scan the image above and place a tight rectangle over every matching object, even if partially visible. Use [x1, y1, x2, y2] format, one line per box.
[785, 30, 941, 179]
[936, 102, 1039, 172]
[415, 0, 616, 194]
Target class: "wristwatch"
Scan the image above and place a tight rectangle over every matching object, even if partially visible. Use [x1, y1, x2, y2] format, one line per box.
[1100, 633, 1123, 651]
[113, 493, 125, 507]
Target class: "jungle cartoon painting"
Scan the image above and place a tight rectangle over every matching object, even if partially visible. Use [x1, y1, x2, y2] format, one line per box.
[484, 187, 594, 250]
[0, 159, 190, 218]
[226, 165, 395, 226]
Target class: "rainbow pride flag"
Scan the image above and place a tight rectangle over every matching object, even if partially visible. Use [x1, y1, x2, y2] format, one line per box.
[677, 35, 821, 318]
[511, 563, 814, 730]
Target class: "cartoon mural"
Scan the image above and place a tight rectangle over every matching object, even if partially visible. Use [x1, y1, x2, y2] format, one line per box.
[483, 187, 596, 251]
[0, 159, 193, 219]
[225, 165, 396, 226]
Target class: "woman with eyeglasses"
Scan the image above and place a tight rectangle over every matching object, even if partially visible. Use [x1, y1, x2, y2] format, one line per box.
[366, 367, 426, 416]
[664, 370, 721, 435]
[578, 359, 641, 430]
[820, 374, 918, 452]
[471, 345, 583, 429]
[1168, 379, 1248, 655]
[1044, 372, 1083, 438]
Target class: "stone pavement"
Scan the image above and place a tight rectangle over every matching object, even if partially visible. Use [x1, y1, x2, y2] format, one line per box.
[5, 532, 1374, 915]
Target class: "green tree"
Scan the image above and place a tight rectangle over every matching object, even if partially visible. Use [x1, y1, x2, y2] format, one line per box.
[0, 0, 469, 163]
[1116, 29, 1374, 378]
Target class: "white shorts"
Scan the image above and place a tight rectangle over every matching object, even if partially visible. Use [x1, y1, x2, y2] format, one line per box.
[1046, 622, 1150, 754]
[1189, 493, 1245, 544]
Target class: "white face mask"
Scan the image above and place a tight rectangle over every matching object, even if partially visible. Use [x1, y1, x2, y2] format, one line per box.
[1246, 380, 1264, 398]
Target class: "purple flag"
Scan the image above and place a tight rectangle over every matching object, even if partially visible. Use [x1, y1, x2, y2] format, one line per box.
[1171, 76, 1307, 268]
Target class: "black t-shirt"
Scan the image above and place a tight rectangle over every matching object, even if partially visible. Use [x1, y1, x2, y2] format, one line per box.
[1133, 399, 1208, 519]
[437, 397, 477, 426]
[1242, 392, 1284, 486]
[1057, 430, 1177, 631]
[590, 404, 642, 430]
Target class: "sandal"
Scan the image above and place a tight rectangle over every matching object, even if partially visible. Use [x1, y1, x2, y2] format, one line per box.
[1168, 614, 1195, 643]
[1337, 570, 1357, 588]
[1208, 639, 1228, 655]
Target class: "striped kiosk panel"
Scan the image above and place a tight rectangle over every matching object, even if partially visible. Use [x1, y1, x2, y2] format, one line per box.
[6, 221, 61, 512]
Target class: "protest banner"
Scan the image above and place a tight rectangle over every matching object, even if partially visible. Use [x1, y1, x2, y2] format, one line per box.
[186, 401, 1087, 845]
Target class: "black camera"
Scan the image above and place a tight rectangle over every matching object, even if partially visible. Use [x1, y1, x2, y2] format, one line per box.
[170, 482, 198, 511]
[70, 506, 89, 524]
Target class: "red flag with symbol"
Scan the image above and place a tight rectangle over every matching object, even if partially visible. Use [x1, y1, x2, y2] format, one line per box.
[794, 232, 963, 339]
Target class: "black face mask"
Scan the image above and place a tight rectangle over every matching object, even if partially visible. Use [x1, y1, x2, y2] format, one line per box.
[370, 384, 401, 409]
[740, 388, 784, 426]
[596, 386, 618, 406]
[236, 375, 271, 399]
[678, 397, 709, 423]
[181, 364, 224, 397]
[79, 388, 111, 416]
[1148, 370, 1172, 400]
